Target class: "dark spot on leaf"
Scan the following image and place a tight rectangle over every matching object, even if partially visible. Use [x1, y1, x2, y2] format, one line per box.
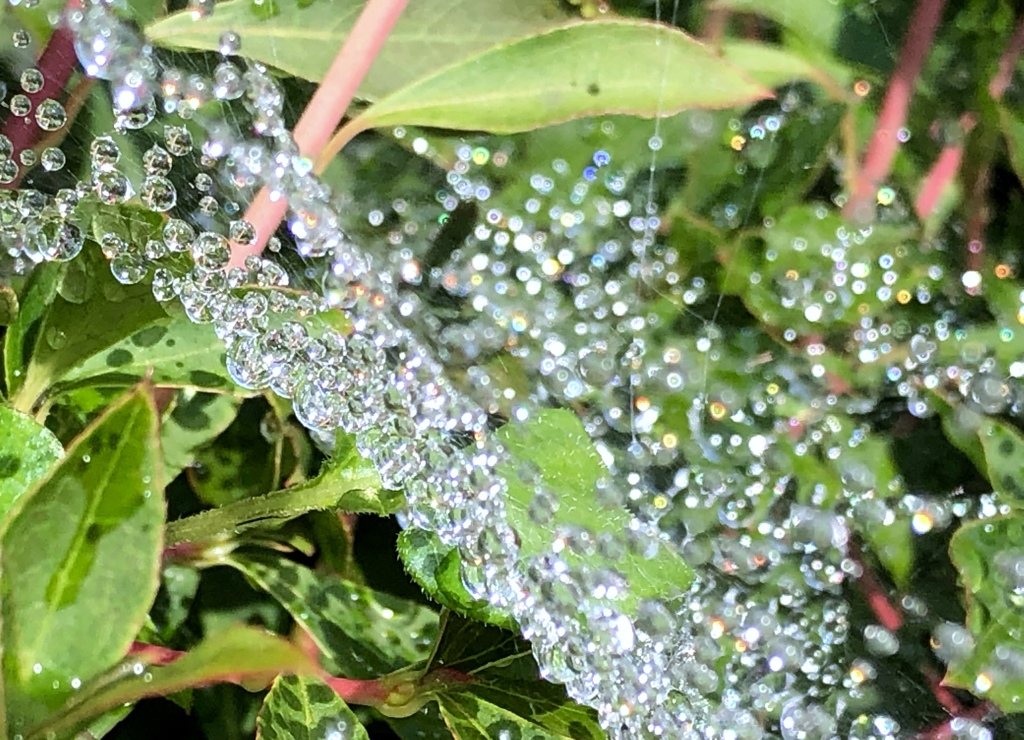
[278, 682, 304, 713]
[0, 454, 21, 479]
[1000, 438, 1016, 456]
[305, 680, 336, 705]
[131, 325, 168, 347]
[165, 338, 176, 347]
[107, 348, 134, 367]
[85, 524, 103, 543]
[189, 370, 226, 388]
[170, 403, 211, 431]
[1002, 475, 1021, 496]
[587, 82, 600, 96]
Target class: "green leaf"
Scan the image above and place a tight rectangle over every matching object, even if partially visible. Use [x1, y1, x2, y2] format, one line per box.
[229, 552, 438, 679]
[497, 409, 694, 615]
[343, 19, 771, 138]
[165, 431, 388, 548]
[437, 678, 603, 740]
[257, 675, 370, 740]
[147, 0, 571, 100]
[720, 40, 848, 98]
[977, 415, 1024, 506]
[161, 392, 243, 483]
[9, 243, 166, 414]
[427, 612, 533, 681]
[398, 528, 515, 630]
[0, 285, 17, 327]
[713, 0, 842, 49]
[1, 386, 164, 723]
[1000, 105, 1024, 188]
[25, 626, 318, 740]
[57, 311, 246, 396]
[0, 405, 62, 523]
[947, 515, 1024, 712]
[4, 262, 63, 401]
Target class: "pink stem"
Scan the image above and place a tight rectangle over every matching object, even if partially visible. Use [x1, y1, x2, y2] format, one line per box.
[850, 540, 904, 632]
[989, 15, 1024, 101]
[913, 115, 976, 220]
[324, 675, 391, 706]
[229, 0, 409, 269]
[844, 0, 948, 222]
[128, 641, 186, 666]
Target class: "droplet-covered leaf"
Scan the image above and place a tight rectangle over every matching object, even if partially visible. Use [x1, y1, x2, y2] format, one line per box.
[437, 678, 603, 740]
[1, 386, 164, 723]
[230, 553, 438, 679]
[398, 528, 515, 630]
[977, 416, 1024, 506]
[344, 19, 771, 138]
[0, 405, 62, 522]
[257, 675, 370, 740]
[59, 311, 246, 396]
[498, 409, 694, 615]
[947, 515, 1024, 712]
[9, 243, 166, 413]
[147, 0, 571, 100]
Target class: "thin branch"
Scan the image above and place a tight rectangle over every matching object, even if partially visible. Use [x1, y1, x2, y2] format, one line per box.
[914, 114, 976, 220]
[849, 539, 903, 632]
[230, 0, 409, 268]
[989, 14, 1024, 102]
[844, 0, 948, 222]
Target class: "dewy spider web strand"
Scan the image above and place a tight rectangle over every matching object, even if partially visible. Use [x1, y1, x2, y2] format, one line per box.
[43, 2, 709, 737]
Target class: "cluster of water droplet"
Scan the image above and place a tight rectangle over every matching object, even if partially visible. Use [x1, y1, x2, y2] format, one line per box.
[3, 0, 1020, 735]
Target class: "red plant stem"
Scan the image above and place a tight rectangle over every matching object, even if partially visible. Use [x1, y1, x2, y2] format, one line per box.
[989, 15, 1024, 101]
[844, 0, 948, 222]
[0, 0, 82, 190]
[921, 664, 965, 715]
[849, 540, 904, 632]
[229, 0, 409, 269]
[913, 114, 976, 220]
[915, 701, 996, 739]
[128, 641, 185, 666]
[324, 675, 392, 706]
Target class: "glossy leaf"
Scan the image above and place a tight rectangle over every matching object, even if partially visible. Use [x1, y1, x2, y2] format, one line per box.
[3, 262, 62, 402]
[720, 40, 849, 98]
[437, 679, 603, 740]
[165, 435, 387, 547]
[0, 405, 62, 522]
[947, 515, 1024, 712]
[161, 392, 242, 483]
[147, 0, 571, 100]
[978, 415, 1024, 506]
[498, 409, 694, 615]
[427, 612, 533, 680]
[9, 243, 166, 414]
[257, 675, 370, 740]
[343, 19, 771, 138]
[397, 528, 515, 630]
[713, 0, 842, 48]
[58, 311, 246, 396]
[1, 386, 164, 722]
[27, 627, 318, 740]
[229, 552, 438, 679]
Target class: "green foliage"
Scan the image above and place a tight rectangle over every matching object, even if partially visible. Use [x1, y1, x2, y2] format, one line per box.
[6, 0, 1024, 736]
[257, 675, 370, 740]
[499, 408, 694, 613]
[147, 0, 573, 100]
[0, 405, 62, 520]
[341, 19, 771, 137]
[947, 515, 1024, 711]
[1, 386, 164, 726]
